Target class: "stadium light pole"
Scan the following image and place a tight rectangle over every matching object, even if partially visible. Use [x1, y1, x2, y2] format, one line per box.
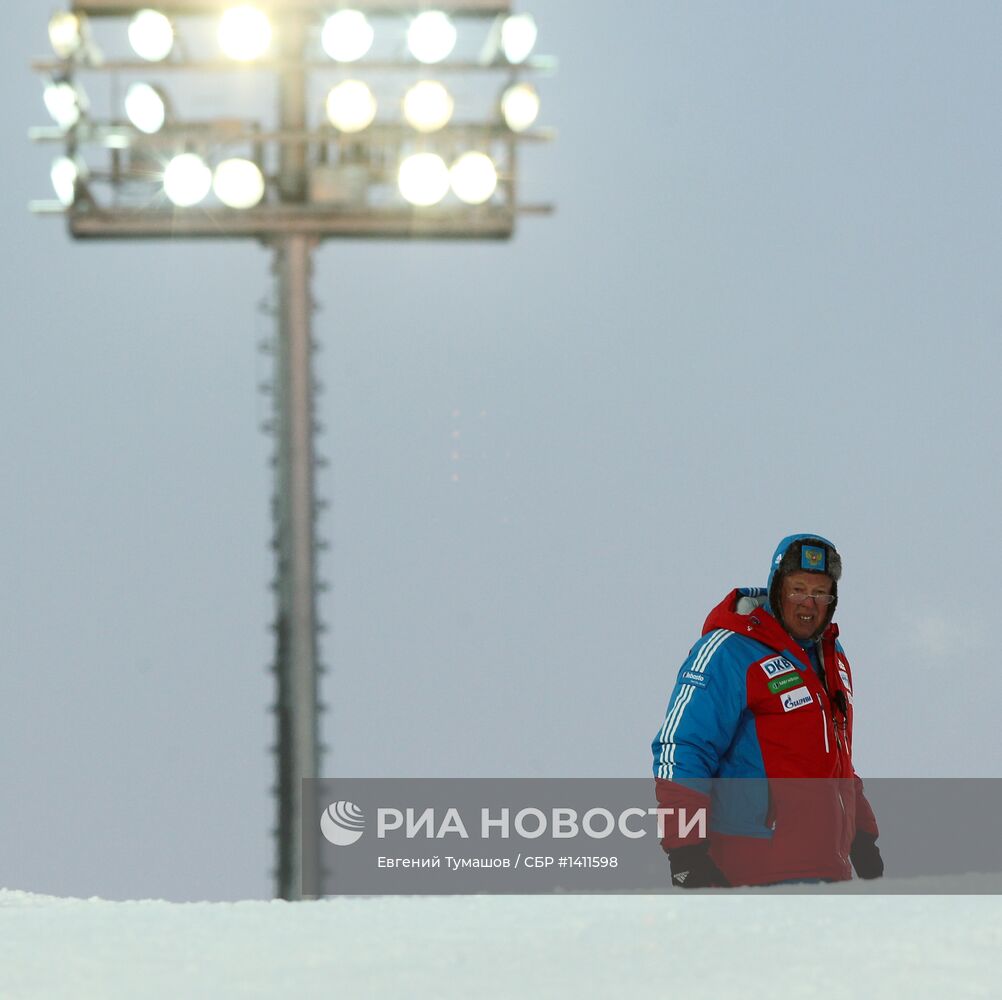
[30, 0, 553, 900]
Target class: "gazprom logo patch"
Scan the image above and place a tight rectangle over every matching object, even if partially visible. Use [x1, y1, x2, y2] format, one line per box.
[782, 687, 813, 712]
[759, 656, 797, 679]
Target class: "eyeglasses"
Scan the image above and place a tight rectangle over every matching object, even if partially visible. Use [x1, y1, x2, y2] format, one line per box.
[786, 591, 836, 606]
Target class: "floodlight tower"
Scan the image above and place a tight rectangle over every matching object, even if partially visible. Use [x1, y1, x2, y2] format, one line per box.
[30, 0, 553, 900]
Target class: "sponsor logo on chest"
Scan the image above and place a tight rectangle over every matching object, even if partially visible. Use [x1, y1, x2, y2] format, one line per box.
[767, 672, 804, 695]
[759, 655, 798, 679]
[781, 686, 813, 712]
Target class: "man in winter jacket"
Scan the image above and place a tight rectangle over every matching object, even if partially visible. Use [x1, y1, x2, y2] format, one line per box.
[651, 534, 884, 888]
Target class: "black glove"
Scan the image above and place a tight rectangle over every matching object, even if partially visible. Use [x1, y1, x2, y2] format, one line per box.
[850, 830, 884, 879]
[668, 842, 730, 889]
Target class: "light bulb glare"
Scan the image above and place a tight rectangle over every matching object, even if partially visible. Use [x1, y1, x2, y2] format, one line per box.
[163, 153, 212, 207]
[321, 10, 374, 62]
[325, 80, 377, 133]
[398, 153, 451, 207]
[51, 156, 80, 206]
[43, 81, 84, 129]
[125, 83, 167, 134]
[213, 158, 266, 209]
[501, 14, 538, 64]
[407, 11, 457, 64]
[219, 5, 272, 61]
[501, 82, 540, 132]
[402, 80, 454, 133]
[129, 9, 175, 62]
[48, 13, 83, 59]
[450, 152, 498, 205]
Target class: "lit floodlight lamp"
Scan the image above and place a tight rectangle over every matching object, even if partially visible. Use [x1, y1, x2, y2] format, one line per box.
[219, 5, 272, 62]
[407, 11, 457, 65]
[321, 10, 374, 63]
[398, 153, 450, 206]
[213, 158, 266, 209]
[450, 152, 497, 205]
[125, 82, 169, 134]
[50, 155, 84, 206]
[48, 12, 85, 60]
[128, 9, 175, 62]
[325, 80, 377, 133]
[163, 153, 212, 206]
[500, 82, 540, 132]
[501, 13, 537, 64]
[402, 80, 454, 133]
[43, 79, 86, 129]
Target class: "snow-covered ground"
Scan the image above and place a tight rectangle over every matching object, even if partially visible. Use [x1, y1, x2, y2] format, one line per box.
[1, 881, 999, 999]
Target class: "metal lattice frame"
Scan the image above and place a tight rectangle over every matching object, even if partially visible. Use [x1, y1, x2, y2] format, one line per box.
[30, 0, 552, 899]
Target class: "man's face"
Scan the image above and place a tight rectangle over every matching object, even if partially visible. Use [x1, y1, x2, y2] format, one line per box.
[780, 571, 834, 641]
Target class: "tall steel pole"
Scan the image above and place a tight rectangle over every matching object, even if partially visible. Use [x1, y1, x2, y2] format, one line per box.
[30, 0, 552, 903]
[271, 10, 322, 901]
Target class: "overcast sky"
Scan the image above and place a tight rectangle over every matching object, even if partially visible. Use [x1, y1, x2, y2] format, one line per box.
[3, 1, 1001, 902]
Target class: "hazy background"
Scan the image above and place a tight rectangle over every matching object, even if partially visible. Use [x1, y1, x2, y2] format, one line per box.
[2, 0, 1000, 901]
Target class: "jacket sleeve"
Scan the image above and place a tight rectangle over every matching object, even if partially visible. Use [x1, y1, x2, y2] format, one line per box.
[854, 774, 879, 837]
[651, 629, 746, 849]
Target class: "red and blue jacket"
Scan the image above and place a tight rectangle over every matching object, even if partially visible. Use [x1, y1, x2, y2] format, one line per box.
[651, 587, 878, 885]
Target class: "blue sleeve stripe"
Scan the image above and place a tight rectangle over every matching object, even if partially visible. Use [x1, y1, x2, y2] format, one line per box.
[656, 629, 734, 780]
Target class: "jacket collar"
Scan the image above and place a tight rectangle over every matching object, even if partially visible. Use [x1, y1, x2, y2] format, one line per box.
[703, 588, 838, 666]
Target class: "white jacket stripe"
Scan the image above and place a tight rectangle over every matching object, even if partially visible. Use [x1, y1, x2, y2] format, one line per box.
[657, 629, 728, 743]
[657, 629, 734, 780]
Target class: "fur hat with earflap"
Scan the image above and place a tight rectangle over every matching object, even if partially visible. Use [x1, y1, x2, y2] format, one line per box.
[766, 534, 842, 639]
